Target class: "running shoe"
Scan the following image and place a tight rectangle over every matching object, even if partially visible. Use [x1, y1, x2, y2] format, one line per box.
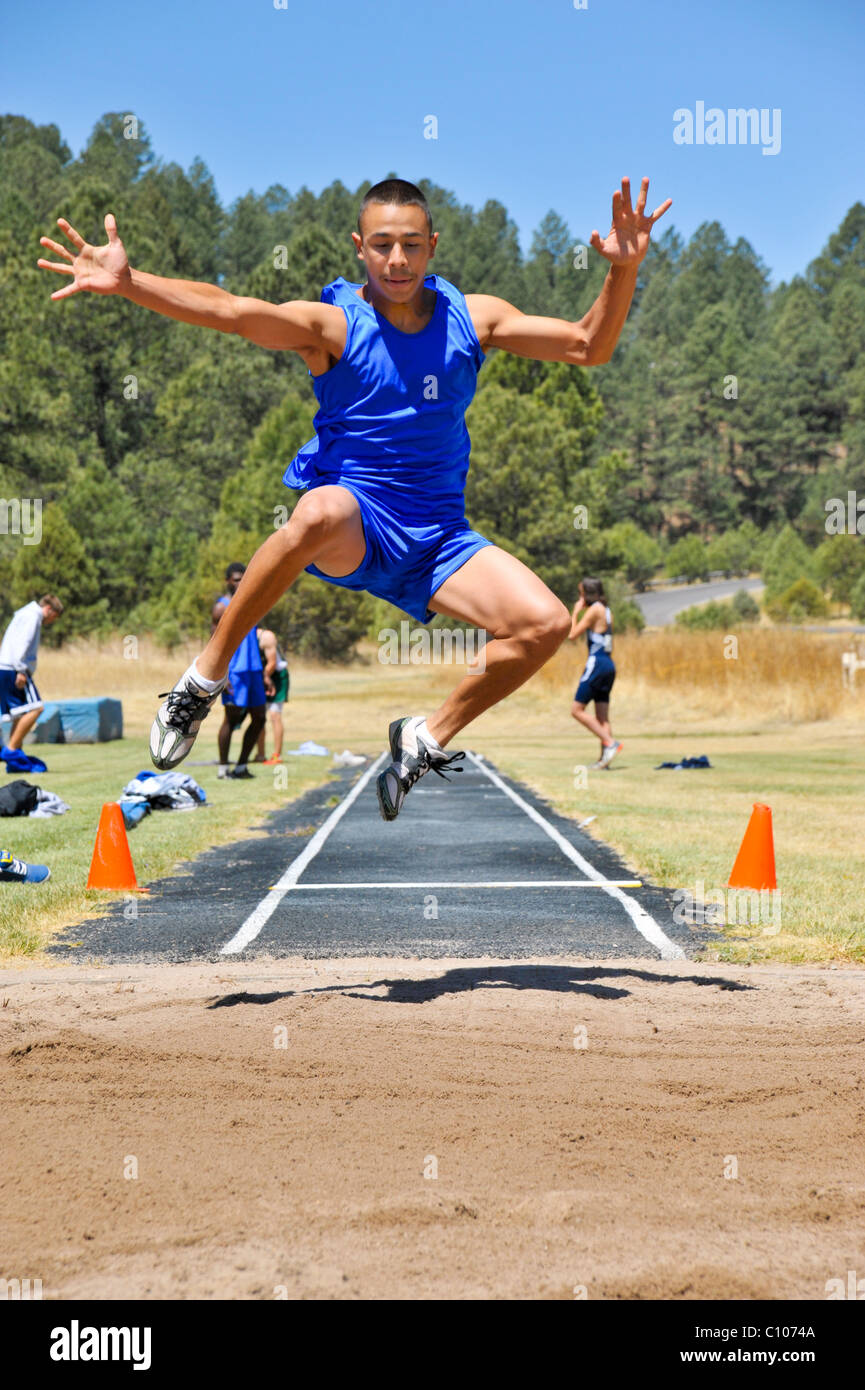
[376, 716, 465, 822]
[150, 669, 227, 770]
[599, 740, 623, 768]
[0, 849, 50, 884]
[227, 766, 255, 779]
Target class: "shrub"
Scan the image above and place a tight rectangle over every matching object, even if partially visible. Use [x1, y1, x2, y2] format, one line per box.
[676, 590, 760, 630]
[813, 533, 865, 604]
[850, 572, 865, 622]
[704, 525, 760, 576]
[665, 535, 709, 582]
[614, 597, 646, 634]
[761, 524, 814, 600]
[766, 577, 830, 623]
[676, 600, 729, 630]
[730, 589, 760, 622]
[605, 521, 663, 590]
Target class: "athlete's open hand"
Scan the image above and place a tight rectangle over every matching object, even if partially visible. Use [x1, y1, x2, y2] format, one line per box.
[37, 213, 130, 300]
[590, 177, 672, 269]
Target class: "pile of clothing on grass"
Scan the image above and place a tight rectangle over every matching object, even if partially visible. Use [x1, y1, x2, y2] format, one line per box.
[654, 755, 713, 770]
[119, 769, 207, 829]
[0, 746, 48, 774]
[0, 779, 69, 817]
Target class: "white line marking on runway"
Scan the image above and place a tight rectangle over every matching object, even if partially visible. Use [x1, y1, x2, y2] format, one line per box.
[466, 752, 685, 960]
[219, 752, 388, 955]
[286, 880, 643, 889]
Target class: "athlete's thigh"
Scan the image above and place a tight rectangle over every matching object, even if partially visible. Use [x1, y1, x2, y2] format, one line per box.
[293, 484, 365, 578]
[594, 700, 610, 725]
[429, 545, 563, 635]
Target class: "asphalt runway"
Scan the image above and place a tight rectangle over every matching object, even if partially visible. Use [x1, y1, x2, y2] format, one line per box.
[50, 753, 705, 963]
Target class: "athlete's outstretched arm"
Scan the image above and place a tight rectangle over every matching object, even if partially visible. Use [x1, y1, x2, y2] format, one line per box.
[37, 213, 343, 354]
[467, 176, 671, 367]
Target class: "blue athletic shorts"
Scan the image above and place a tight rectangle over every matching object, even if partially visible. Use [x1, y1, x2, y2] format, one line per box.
[0, 668, 41, 718]
[222, 670, 266, 709]
[575, 653, 616, 705]
[304, 483, 494, 624]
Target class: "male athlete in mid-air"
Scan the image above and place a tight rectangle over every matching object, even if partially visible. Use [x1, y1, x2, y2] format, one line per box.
[38, 176, 671, 820]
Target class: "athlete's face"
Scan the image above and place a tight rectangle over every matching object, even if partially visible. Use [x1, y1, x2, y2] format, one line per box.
[353, 204, 437, 300]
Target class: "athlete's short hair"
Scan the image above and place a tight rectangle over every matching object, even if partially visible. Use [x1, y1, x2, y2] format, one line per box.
[580, 577, 606, 604]
[357, 179, 433, 239]
[39, 594, 63, 614]
[225, 563, 246, 580]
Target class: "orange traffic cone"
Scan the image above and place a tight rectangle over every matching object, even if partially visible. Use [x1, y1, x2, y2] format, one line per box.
[86, 802, 138, 890]
[728, 803, 777, 890]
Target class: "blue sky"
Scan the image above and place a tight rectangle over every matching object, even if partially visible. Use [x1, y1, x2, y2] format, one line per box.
[3, 0, 863, 286]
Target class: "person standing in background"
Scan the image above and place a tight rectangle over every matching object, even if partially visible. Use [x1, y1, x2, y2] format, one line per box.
[212, 565, 266, 780]
[568, 577, 622, 769]
[0, 595, 64, 757]
[254, 627, 289, 765]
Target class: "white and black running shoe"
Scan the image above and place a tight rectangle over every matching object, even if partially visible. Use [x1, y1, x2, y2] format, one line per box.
[150, 669, 227, 770]
[376, 716, 465, 822]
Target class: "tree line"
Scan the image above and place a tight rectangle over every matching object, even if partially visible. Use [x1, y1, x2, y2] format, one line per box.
[1, 112, 862, 655]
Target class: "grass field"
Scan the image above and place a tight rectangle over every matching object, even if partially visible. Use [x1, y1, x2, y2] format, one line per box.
[2, 629, 863, 964]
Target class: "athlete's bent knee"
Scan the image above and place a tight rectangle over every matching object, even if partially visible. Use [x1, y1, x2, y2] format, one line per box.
[524, 601, 570, 654]
[290, 488, 349, 544]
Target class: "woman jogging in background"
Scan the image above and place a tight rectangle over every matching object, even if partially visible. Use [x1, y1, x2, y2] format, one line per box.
[569, 578, 622, 769]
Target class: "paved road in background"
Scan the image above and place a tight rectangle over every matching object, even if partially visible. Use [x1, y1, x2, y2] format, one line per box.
[634, 578, 765, 626]
[50, 756, 708, 964]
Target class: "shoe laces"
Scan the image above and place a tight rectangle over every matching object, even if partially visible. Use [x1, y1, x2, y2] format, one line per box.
[406, 746, 466, 789]
[158, 686, 212, 727]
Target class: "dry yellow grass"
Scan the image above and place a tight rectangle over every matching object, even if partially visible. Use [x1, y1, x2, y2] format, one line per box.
[536, 628, 865, 724]
[35, 627, 865, 732]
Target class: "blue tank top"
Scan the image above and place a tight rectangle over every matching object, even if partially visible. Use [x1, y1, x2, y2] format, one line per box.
[586, 606, 613, 657]
[283, 275, 486, 523]
[215, 595, 262, 675]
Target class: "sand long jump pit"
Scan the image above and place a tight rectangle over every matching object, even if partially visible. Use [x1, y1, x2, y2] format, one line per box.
[2, 955, 862, 1301]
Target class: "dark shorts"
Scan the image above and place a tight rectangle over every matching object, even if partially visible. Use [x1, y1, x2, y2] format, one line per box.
[304, 482, 494, 624]
[0, 668, 41, 718]
[266, 669, 289, 706]
[222, 670, 267, 710]
[575, 653, 616, 706]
